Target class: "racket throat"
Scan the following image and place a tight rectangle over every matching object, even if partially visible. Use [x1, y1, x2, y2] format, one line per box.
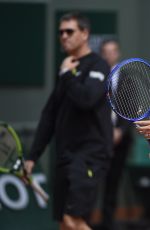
[11, 157, 23, 172]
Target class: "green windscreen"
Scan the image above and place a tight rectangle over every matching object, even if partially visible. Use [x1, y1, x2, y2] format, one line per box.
[0, 3, 46, 86]
[0, 126, 18, 170]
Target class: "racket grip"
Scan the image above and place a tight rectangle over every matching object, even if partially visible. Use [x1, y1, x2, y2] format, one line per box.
[30, 179, 49, 202]
[21, 168, 49, 202]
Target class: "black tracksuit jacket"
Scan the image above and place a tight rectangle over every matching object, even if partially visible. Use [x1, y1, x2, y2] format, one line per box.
[29, 52, 113, 165]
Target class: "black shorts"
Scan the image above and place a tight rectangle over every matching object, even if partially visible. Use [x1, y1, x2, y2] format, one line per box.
[52, 155, 109, 221]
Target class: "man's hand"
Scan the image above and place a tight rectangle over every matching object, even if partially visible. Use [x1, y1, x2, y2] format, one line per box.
[135, 120, 150, 139]
[60, 56, 79, 73]
[24, 160, 35, 176]
[113, 127, 123, 145]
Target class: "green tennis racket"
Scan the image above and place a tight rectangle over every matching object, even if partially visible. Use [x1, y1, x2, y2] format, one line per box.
[0, 122, 49, 202]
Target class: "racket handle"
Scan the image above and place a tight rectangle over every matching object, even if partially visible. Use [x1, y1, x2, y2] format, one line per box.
[19, 166, 49, 202]
[30, 178, 49, 202]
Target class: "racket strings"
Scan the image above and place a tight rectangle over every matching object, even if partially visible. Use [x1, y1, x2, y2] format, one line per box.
[134, 62, 150, 110]
[109, 61, 150, 120]
[119, 66, 138, 117]
[110, 67, 139, 118]
[123, 62, 150, 117]
[119, 64, 149, 118]
[0, 127, 18, 169]
[113, 69, 132, 117]
[122, 62, 147, 117]
[135, 62, 150, 111]
[119, 75, 139, 118]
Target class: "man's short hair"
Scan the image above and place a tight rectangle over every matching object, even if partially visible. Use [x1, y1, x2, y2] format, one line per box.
[60, 11, 91, 33]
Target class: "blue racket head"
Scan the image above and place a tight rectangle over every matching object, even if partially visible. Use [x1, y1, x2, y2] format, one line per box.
[107, 58, 150, 121]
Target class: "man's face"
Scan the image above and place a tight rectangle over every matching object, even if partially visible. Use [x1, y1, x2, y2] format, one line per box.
[59, 19, 89, 54]
[101, 42, 120, 68]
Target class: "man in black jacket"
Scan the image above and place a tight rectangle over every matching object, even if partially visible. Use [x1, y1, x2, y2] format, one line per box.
[24, 12, 113, 230]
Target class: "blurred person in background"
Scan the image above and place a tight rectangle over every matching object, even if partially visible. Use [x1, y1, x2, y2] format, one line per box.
[23, 12, 113, 230]
[94, 39, 133, 230]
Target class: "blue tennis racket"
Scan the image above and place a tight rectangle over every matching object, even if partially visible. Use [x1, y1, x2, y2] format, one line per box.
[107, 58, 150, 122]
